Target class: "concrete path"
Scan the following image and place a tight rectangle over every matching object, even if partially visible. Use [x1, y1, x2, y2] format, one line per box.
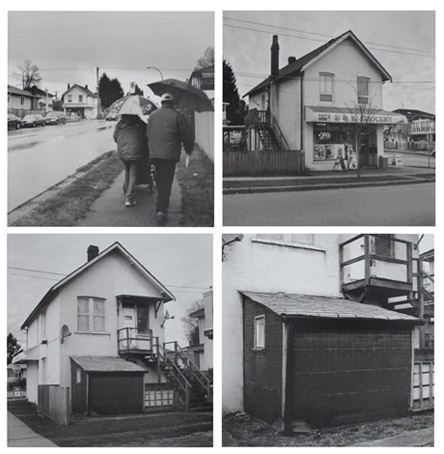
[7, 411, 57, 447]
[353, 427, 434, 447]
[78, 170, 181, 227]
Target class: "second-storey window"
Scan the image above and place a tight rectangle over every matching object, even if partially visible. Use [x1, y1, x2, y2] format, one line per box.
[77, 297, 105, 332]
[254, 315, 265, 349]
[78, 95, 83, 103]
[357, 76, 370, 104]
[319, 72, 334, 102]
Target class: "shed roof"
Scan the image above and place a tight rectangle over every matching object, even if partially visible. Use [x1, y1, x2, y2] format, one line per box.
[241, 291, 422, 323]
[71, 356, 146, 373]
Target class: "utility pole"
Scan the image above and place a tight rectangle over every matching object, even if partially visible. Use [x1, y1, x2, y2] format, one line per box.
[96, 67, 101, 119]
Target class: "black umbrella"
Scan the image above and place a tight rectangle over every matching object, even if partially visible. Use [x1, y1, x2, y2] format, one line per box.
[147, 78, 214, 112]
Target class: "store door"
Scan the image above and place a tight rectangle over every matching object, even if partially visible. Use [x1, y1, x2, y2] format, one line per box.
[358, 127, 377, 167]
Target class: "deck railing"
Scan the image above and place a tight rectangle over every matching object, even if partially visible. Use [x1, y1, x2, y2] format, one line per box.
[117, 327, 153, 354]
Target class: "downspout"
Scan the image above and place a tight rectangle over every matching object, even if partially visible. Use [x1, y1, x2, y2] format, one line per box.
[300, 73, 305, 172]
[283, 317, 293, 434]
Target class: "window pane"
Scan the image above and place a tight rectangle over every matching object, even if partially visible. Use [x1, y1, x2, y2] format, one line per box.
[93, 316, 105, 332]
[255, 317, 265, 348]
[137, 304, 149, 333]
[78, 297, 89, 314]
[93, 299, 105, 315]
[78, 315, 89, 331]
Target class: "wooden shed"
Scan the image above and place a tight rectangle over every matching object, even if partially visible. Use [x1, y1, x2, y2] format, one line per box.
[70, 356, 145, 415]
[241, 291, 422, 428]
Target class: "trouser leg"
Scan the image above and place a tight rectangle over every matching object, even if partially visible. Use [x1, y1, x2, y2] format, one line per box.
[153, 159, 177, 214]
[125, 161, 138, 200]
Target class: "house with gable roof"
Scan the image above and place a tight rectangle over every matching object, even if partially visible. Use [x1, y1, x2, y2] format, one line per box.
[14, 242, 212, 422]
[241, 30, 407, 172]
[61, 83, 98, 119]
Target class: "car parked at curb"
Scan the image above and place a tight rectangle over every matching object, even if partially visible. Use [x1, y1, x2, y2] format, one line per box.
[105, 111, 119, 121]
[44, 111, 67, 125]
[8, 114, 22, 130]
[21, 114, 46, 128]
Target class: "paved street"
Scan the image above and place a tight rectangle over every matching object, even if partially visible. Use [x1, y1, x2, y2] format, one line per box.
[8, 120, 116, 212]
[224, 183, 435, 226]
[384, 150, 435, 169]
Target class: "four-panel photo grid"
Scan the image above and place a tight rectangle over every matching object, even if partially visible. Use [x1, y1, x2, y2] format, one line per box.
[6, 6, 436, 449]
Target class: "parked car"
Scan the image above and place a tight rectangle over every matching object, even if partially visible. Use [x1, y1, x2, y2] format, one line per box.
[8, 114, 21, 130]
[44, 111, 67, 125]
[105, 111, 119, 121]
[21, 114, 46, 128]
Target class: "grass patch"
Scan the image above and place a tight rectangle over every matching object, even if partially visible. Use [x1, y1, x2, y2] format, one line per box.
[176, 146, 214, 227]
[10, 151, 123, 226]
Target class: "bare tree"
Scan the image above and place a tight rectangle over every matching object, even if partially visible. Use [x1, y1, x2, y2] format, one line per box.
[181, 298, 204, 346]
[194, 47, 214, 70]
[14, 59, 42, 90]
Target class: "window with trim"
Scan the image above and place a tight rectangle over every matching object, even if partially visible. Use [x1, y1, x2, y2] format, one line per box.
[77, 297, 106, 332]
[357, 76, 370, 104]
[254, 315, 265, 349]
[75, 368, 82, 384]
[78, 95, 83, 102]
[319, 72, 334, 102]
[68, 94, 72, 102]
[20, 97, 25, 105]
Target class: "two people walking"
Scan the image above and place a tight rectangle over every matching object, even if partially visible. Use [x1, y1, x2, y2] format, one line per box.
[113, 93, 194, 225]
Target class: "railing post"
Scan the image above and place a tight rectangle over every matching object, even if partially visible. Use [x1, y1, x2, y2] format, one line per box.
[417, 258, 425, 349]
[185, 384, 190, 411]
[364, 235, 371, 285]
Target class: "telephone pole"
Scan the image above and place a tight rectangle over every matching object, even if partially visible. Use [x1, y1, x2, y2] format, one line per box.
[96, 67, 102, 119]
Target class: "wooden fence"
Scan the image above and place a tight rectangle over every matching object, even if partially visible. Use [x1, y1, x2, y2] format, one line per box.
[223, 150, 304, 176]
[412, 361, 434, 411]
[38, 385, 71, 425]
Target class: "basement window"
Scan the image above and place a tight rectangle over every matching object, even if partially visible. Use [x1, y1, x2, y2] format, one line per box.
[254, 315, 265, 349]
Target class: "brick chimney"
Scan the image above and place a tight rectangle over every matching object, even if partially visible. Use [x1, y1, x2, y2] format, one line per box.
[85, 85, 88, 90]
[67, 83, 70, 90]
[288, 56, 296, 65]
[87, 245, 99, 262]
[271, 35, 280, 77]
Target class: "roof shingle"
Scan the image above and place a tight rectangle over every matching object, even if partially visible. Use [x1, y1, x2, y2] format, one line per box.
[71, 356, 146, 372]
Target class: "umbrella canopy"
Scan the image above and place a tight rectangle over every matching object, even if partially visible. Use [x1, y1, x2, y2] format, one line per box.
[108, 95, 157, 119]
[147, 78, 214, 112]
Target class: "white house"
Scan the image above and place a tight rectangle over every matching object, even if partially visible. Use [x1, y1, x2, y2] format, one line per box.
[244, 31, 407, 171]
[190, 289, 213, 371]
[8, 85, 36, 112]
[15, 242, 211, 420]
[222, 234, 432, 426]
[61, 83, 98, 119]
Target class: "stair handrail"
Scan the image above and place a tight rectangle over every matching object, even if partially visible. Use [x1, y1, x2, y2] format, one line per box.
[270, 112, 290, 151]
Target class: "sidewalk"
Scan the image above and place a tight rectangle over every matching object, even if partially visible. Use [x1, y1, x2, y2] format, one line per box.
[78, 170, 182, 226]
[224, 166, 435, 195]
[352, 427, 434, 447]
[8, 411, 57, 447]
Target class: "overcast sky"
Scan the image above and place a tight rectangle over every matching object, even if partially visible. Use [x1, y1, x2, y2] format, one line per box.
[224, 11, 435, 113]
[8, 234, 213, 348]
[8, 11, 214, 100]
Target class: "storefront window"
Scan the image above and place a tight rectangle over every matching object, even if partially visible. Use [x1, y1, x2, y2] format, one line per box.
[313, 123, 355, 162]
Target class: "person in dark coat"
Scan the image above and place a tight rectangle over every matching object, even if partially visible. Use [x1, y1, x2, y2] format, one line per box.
[147, 93, 194, 225]
[113, 114, 147, 207]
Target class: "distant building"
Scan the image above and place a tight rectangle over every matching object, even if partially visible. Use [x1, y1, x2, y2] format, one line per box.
[7, 85, 37, 114]
[392, 109, 435, 151]
[61, 83, 98, 119]
[27, 86, 55, 112]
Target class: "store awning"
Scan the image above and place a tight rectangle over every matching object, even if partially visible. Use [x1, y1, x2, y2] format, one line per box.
[305, 106, 408, 125]
[241, 291, 422, 324]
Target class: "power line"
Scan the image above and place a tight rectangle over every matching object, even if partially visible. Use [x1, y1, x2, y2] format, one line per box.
[8, 265, 66, 276]
[223, 23, 435, 59]
[224, 16, 434, 55]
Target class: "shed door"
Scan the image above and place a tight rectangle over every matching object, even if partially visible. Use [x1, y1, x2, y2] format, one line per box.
[289, 321, 412, 427]
[89, 373, 143, 414]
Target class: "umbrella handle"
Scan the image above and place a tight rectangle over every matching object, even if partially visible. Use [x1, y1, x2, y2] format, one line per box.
[186, 154, 190, 168]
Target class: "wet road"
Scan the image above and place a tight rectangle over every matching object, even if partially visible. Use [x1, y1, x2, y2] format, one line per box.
[8, 120, 116, 212]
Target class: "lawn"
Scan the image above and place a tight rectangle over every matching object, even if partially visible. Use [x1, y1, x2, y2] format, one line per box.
[176, 145, 214, 226]
[8, 401, 212, 447]
[223, 411, 434, 447]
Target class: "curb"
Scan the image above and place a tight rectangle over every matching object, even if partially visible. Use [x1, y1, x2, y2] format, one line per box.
[224, 177, 435, 195]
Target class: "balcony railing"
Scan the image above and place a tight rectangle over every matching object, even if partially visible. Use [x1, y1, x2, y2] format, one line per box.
[339, 234, 413, 298]
[118, 327, 153, 354]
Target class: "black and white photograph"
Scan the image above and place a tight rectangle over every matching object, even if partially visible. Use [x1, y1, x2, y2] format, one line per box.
[8, 11, 214, 227]
[222, 233, 434, 447]
[7, 234, 213, 447]
[223, 11, 435, 226]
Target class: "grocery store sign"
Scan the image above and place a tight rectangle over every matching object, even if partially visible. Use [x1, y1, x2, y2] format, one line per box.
[306, 107, 407, 125]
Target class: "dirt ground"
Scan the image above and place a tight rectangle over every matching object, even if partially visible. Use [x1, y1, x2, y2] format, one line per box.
[222, 411, 434, 447]
[8, 401, 212, 447]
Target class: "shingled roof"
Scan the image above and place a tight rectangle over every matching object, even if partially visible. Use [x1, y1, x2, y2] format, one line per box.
[244, 30, 392, 98]
[241, 291, 422, 323]
[71, 356, 146, 372]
